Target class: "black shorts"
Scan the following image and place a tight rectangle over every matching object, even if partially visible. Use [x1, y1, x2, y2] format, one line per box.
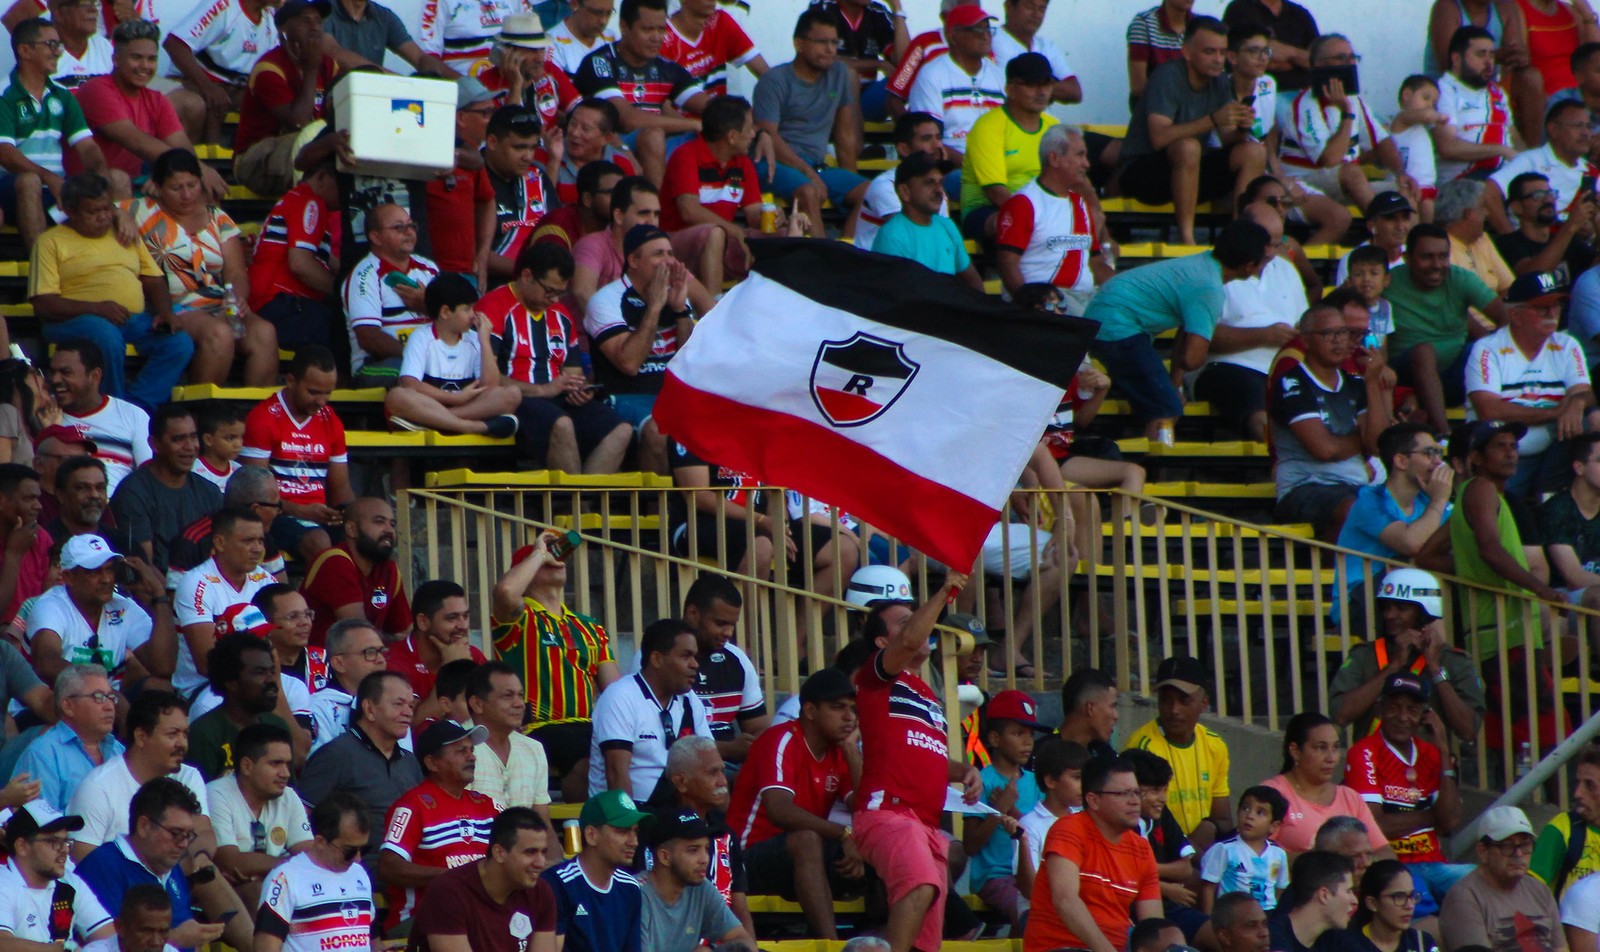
[743, 833, 865, 898]
[1392, 344, 1470, 406]
[1275, 482, 1362, 538]
[1193, 362, 1269, 434]
[673, 513, 755, 567]
[514, 396, 629, 461]
[1119, 141, 1246, 206]
[526, 720, 593, 776]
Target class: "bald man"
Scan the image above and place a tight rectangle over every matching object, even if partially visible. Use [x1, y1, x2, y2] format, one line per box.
[1193, 202, 1312, 442]
[299, 498, 413, 645]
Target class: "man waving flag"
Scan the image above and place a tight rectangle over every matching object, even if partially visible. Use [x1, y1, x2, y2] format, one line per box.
[653, 239, 1094, 571]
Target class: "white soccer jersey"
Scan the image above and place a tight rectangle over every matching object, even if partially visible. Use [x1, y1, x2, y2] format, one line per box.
[995, 180, 1097, 294]
[905, 54, 1005, 151]
[342, 253, 440, 374]
[1391, 123, 1437, 190]
[163, 0, 278, 84]
[1278, 89, 1388, 172]
[1435, 71, 1514, 181]
[25, 585, 152, 679]
[1490, 142, 1598, 218]
[0, 859, 111, 944]
[397, 325, 484, 390]
[548, 19, 620, 74]
[172, 557, 276, 695]
[418, 0, 531, 67]
[259, 852, 374, 952]
[52, 34, 112, 87]
[62, 396, 151, 496]
[1465, 326, 1590, 456]
[990, 29, 1073, 81]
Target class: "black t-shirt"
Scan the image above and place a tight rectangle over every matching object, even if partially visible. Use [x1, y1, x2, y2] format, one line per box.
[1222, 0, 1319, 90]
[570, 43, 700, 114]
[668, 440, 765, 526]
[1538, 491, 1600, 583]
[1346, 926, 1440, 952]
[813, 0, 898, 62]
[587, 277, 688, 394]
[1140, 805, 1193, 864]
[693, 646, 765, 742]
[1269, 910, 1367, 952]
[1493, 229, 1596, 286]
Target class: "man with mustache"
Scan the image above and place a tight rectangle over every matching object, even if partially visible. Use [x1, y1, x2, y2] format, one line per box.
[300, 497, 411, 645]
[1494, 172, 1599, 281]
[185, 633, 292, 781]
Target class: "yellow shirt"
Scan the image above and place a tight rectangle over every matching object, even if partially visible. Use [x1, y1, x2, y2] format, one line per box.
[29, 223, 161, 314]
[960, 106, 1059, 217]
[1124, 719, 1231, 834]
[1450, 232, 1514, 295]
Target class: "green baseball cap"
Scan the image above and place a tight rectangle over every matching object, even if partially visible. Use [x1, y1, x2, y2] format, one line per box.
[579, 790, 654, 830]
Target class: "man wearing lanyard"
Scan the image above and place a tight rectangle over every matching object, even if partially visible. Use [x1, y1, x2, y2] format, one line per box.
[587, 618, 713, 801]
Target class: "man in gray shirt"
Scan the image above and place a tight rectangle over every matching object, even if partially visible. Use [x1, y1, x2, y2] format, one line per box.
[323, 0, 459, 76]
[640, 809, 752, 952]
[1119, 15, 1265, 245]
[752, 7, 869, 238]
[1267, 293, 1391, 543]
[109, 404, 222, 580]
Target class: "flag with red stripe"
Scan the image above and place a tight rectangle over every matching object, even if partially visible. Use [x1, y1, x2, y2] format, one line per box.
[654, 239, 1094, 571]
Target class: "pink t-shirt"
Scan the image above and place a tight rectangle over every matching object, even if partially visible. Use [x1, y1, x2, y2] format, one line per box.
[73, 75, 183, 178]
[569, 229, 625, 316]
[1262, 774, 1388, 854]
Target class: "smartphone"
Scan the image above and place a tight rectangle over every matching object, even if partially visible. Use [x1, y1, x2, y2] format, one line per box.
[1240, 94, 1257, 107]
[586, 384, 609, 400]
[1310, 64, 1361, 96]
[1583, 172, 1597, 194]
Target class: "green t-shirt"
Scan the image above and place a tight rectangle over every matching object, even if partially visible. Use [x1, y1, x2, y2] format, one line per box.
[0, 71, 91, 177]
[187, 709, 291, 782]
[1383, 263, 1497, 368]
[1531, 812, 1600, 899]
[1086, 252, 1226, 342]
[872, 213, 971, 276]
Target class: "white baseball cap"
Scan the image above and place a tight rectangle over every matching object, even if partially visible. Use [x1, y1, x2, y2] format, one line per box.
[61, 534, 120, 571]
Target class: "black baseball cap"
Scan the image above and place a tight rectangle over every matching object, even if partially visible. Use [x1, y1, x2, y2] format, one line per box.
[1381, 672, 1431, 702]
[4, 800, 84, 848]
[647, 808, 712, 847]
[1463, 418, 1528, 453]
[1365, 191, 1414, 219]
[415, 719, 488, 762]
[1505, 270, 1570, 305]
[623, 224, 671, 257]
[1154, 656, 1208, 696]
[799, 667, 857, 705]
[895, 150, 955, 186]
[275, 0, 330, 26]
[1006, 52, 1053, 85]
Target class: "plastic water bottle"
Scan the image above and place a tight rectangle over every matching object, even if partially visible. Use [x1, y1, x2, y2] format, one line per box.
[222, 283, 245, 340]
[1515, 741, 1533, 781]
[1101, 241, 1116, 271]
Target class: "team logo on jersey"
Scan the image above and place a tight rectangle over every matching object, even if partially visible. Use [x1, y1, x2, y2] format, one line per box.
[372, 588, 389, 610]
[810, 333, 920, 427]
[47, 97, 62, 117]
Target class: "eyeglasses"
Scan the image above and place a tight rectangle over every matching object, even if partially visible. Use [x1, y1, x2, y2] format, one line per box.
[1382, 890, 1422, 906]
[28, 39, 63, 52]
[69, 690, 119, 704]
[343, 646, 389, 661]
[461, 105, 497, 117]
[1409, 446, 1445, 459]
[955, 23, 997, 35]
[1092, 788, 1142, 800]
[1310, 328, 1359, 339]
[1238, 45, 1274, 58]
[159, 823, 198, 847]
[1517, 188, 1555, 202]
[336, 842, 363, 863]
[28, 834, 71, 852]
[1488, 838, 1535, 855]
[278, 610, 315, 623]
[1322, 53, 1363, 64]
[383, 222, 418, 232]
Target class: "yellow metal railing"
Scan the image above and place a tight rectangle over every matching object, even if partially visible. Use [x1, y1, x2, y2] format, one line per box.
[397, 483, 1600, 807]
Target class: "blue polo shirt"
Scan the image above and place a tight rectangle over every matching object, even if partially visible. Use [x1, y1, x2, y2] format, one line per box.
[75, 837, 195, 952]
[10, 721, 124, 811]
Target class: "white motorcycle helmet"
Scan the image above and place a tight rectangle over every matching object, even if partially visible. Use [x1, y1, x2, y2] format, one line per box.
[1375, 567, 1444, 620]
[844, 565, 915, 608]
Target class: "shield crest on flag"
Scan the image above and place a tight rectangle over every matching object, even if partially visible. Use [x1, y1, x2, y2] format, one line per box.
[809, 332, 920, 427]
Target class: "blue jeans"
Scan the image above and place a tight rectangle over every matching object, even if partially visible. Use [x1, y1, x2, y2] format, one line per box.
[1408, 861, 1476, 917]
[860, 78, 890, 122]
[755, 160, 867, 207]
[43, 311, 195, 411]
[1091, 333, 1185, 424]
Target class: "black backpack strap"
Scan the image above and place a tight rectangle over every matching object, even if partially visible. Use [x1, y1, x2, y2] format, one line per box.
[1554, 810, 1589, 897]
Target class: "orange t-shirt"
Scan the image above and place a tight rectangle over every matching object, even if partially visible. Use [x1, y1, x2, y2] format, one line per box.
[1025, 810, 1161, 952]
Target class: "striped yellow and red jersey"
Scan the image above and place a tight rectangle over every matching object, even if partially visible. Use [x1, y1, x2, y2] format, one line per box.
[493, 598, 616, 725]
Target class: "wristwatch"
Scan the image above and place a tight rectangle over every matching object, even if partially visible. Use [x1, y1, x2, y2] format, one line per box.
[840, 825, 854, 841]
[1433, 668, 1450, 685]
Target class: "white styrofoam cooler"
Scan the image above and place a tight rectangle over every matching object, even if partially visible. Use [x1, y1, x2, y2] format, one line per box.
[331, 72, 458, 181]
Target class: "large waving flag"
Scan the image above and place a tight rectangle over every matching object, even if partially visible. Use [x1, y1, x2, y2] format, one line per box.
[653, 239, 1095, 571]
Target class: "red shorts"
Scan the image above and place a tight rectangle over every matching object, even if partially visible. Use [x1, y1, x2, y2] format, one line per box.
[853, 808, 948, 952]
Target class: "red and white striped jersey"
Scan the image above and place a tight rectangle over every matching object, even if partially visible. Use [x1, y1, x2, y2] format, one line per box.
[1278, 90, 1389, 170]
[479, 284, 580, 385]
[258, 851, 374, 952]
[242, 391, 348, 507]
[380, 779, 501, 928]
[996, 180, 1096, 293]
[660, 10, 760, 98]
[1436, 71, 1514, 180]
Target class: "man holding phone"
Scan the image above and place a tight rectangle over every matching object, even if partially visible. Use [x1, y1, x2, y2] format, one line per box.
[1116, 16, 1267, 246]
[1278, 34, 1415, 215]
[480, 242, 634, 476]
[1486, 99, 1599, 235]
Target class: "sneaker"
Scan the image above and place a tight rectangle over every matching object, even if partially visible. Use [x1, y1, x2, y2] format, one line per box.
[484, 414, 520, 439]
[390, 416, 426, 432]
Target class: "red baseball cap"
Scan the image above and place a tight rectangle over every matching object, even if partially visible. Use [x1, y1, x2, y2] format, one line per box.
[942, 4, 995, 29]
[33, 424, 97, 453]
[215, 603, 274, 639]
[984, 690, 1049, 730]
